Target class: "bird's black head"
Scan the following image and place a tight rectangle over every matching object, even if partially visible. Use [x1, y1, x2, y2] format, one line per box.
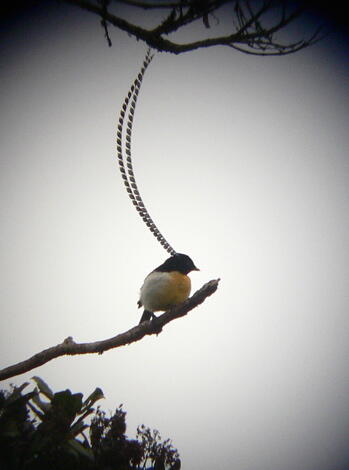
[156, 253, 199, 275]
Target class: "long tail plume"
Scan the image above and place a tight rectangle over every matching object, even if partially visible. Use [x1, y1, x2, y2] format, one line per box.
[117, 49, 176, 256]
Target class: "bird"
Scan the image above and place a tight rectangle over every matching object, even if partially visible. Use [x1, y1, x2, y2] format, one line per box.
[138, 253, 199, 324]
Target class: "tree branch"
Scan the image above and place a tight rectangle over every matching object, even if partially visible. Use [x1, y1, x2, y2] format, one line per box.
[0, 279, 220, 382]
[58, 0, 326, 55]
[150, 0, 229, 36]
[114, 0, 194, 8]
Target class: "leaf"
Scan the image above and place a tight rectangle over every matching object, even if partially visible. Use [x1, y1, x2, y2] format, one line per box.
[31, 389, 51, 413]
[51, 390, 83, 422]
[28, 401, 45, 421]
[4, 382, 29, 406]
[71, 407, 95, 435]
[32, 376, 54, 400]
[82, 387, 104, 410]
[70, 420, 89, 438]
[67, 438, 94, 461]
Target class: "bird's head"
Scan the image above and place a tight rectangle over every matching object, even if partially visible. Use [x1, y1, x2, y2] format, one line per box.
[161, 253, 199, 275]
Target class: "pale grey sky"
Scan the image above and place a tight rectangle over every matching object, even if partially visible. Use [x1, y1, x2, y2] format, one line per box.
[1, 4, 349, 470]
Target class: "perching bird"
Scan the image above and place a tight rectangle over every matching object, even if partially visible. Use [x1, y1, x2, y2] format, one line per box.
[138, 253, 199, 323]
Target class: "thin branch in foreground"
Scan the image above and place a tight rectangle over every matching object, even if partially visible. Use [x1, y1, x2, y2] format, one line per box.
[0, 279, 220, 382]
[60, 0, 325, 55]
[100, 0, 112, 46]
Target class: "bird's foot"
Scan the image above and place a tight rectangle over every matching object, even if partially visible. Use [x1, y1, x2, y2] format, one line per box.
[151, 315, 163, 335]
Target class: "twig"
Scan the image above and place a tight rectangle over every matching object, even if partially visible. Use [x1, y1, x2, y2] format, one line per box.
[60, 0, 325, 55]
[0, 279, 220, 381]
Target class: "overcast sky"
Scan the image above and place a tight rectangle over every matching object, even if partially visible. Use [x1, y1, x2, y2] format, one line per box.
[1, 3, 349, 470]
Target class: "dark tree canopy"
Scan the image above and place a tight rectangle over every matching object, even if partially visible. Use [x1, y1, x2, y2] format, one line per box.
[0, 377, 181, 470]
[60, 0, 327, 55]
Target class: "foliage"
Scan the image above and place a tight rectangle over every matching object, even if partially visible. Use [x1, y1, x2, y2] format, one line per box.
[0, 377, 180, 470]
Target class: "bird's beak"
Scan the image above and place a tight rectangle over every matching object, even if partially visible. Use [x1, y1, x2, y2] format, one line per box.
[193, 266, 200, 271]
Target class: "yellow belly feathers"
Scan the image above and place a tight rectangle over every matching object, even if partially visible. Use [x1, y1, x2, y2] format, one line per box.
[140, 271, 191, 312]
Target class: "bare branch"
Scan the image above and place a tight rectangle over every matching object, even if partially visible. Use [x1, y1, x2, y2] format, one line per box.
[229, 23, 327, 56]
[100, 0, 112, 46]
[58, 0, 326, 55]
[0, 279, 220, 382]
[115, 0, 194, 8]
[61, 0, 154, 40]
[151, 0, 230, 36]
